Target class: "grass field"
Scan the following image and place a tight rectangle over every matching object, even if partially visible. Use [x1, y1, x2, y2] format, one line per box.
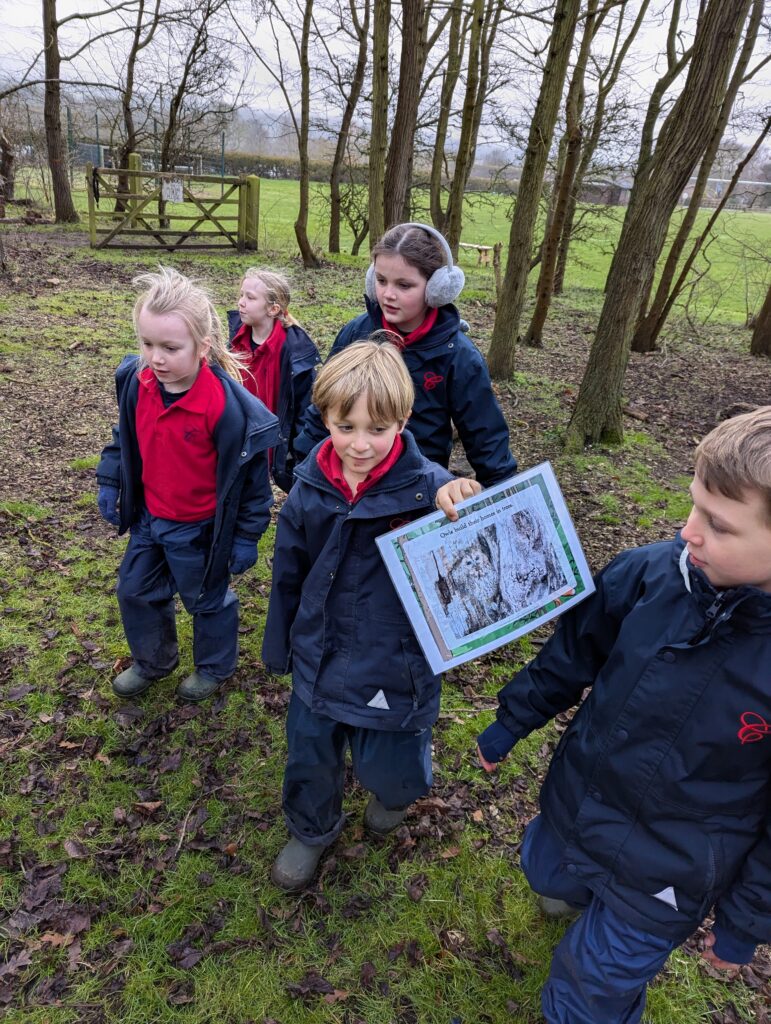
[16, 168, 771, 326]
[1, 174, 770, 1023]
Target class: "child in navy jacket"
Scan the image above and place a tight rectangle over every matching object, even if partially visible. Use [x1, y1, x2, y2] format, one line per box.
[477, 406, 771, 1023]
[96, 267, 277, 703]
[227, 268, 319, 491]
[263, 339, 480, 891]
[294, 222, 517, 488]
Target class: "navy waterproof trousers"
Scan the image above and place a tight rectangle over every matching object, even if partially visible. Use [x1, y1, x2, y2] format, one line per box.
[520, 815, 678, 1024]
[282, 693, 433, 846]
[116, 510, 238, 682]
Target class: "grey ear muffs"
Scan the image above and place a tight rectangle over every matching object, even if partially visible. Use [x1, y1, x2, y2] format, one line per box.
[365, 222, 465, 308]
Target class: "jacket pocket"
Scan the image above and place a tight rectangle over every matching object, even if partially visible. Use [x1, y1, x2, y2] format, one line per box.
[400, 636, 435, 702]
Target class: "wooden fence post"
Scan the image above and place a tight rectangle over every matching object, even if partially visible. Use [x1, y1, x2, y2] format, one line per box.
[85, 163, 97, 247]
[245, 175, 260, 250]
[127, 152, 141, 226]
[237, 175, 247, 251]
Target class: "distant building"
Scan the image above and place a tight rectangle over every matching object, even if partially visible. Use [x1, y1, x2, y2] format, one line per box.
[579, 176, 634, 206]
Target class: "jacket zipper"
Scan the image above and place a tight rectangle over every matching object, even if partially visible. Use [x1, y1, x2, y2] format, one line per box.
[688, 593, 730, 645]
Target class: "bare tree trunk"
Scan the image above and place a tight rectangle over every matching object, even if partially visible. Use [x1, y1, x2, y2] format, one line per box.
[554, 0, 652, 294]
[631, 0, 765, 352]
[443, 0, 493, 256]
[444, 0, 483, 254]
[383, 0, 427, 229]
[351, 221, 369, 255]
[329, 0, 370, 252]
[115, 0, 161, 213]
[431, 0, 503, 254]
[429, 0, 464, 235]
[42, 0, 78, 223]
[641, 117, 771, 345]
[369, 0, 390, 244]
[750, 280, 771, 357]
[294, 0, 320, 267]
[0, 126, 15, 211]
[604, 0, 692, 292]
[565, 0, 754, 451]
[525, 0, 598, 347]
[487, 0, 582, 379]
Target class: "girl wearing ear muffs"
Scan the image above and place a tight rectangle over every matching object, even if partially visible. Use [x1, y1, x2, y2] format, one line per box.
[294, 222, 517, 488]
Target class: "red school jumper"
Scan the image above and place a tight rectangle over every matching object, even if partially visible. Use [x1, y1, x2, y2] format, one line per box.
[134, 362, 226, 522]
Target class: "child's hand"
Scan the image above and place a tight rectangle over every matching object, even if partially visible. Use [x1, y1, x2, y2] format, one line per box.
[229, 536, 258, 575]
[701, 931, 742, 974]
[436, 478, 482, 521]
[477, 744, 499, 773]
[97, 485, 120, 527]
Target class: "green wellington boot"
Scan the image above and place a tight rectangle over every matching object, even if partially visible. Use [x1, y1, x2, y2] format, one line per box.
[363, 795, 407, 835]
[537, 894, 582, 921]
[176, 671, 227, 703]
[271, 838, 325, 892]
[112, 665, 158, 698]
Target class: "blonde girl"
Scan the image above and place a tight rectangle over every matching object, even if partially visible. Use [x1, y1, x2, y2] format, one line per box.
[229, 267, 320, 491]
[96, 266, 277, 703]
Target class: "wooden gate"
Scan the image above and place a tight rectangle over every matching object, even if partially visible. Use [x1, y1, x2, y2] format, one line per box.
[85, 158, 259, 251]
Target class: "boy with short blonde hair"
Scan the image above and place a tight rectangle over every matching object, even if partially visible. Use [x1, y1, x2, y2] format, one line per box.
[477, 406, 771, 1023]
[263, 340, 478, 891]
[310, 336, 414, 424]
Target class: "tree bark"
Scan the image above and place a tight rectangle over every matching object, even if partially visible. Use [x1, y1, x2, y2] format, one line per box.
[428, 0, 464, 235]
[642, 116, 771, 345]
[369, 0, 390, 244]
[444, 0, 505, 256]
[42, 0, 79, 223]
[554, 0, 652, 294]
[0, 126, 15, 211]
[604, 0, 692, 292]
[750, 280, 771, 357]
[444, 0, 483, 254]
[294, 0, 321, 267]
[565, 0, 754, 451]
[631, 0, 764, 352]
[487, 0, 582, 379]
[383, 0, 427, 229]
[525, 0, 598, 347]
[116, 0, 161, 212]
[328, 0, 370, 252]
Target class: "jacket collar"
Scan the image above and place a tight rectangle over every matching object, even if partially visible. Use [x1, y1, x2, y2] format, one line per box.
[209, 363, 278, 449]
[363, 295, 462, 351]
[283, 324, 321, 373]
[295, 428, 427, 495]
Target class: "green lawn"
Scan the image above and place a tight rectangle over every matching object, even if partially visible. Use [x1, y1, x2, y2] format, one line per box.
[16, 168, 771, 325]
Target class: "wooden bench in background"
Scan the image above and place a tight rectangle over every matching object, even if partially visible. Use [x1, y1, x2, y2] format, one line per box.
[459, 241, 493, 266]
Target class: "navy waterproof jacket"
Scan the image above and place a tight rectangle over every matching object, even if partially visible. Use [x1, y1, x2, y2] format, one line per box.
[96, 355, 278, 599]
[227, 311, 320, 492]
[294, 298, 516, 487]
[261, 430, 453, 731]
[486, 536, 771, 951]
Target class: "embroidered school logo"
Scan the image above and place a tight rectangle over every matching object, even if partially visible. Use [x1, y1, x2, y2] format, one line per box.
[423, 372, 444, 391]
[183, 428, 199, 442]
[738, 711, 771, 744]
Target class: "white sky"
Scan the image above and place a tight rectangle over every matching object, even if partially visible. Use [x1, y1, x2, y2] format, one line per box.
[0, 0, 768, 150]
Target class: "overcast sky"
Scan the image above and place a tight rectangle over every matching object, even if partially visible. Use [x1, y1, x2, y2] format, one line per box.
[1, 0, 768, 149]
